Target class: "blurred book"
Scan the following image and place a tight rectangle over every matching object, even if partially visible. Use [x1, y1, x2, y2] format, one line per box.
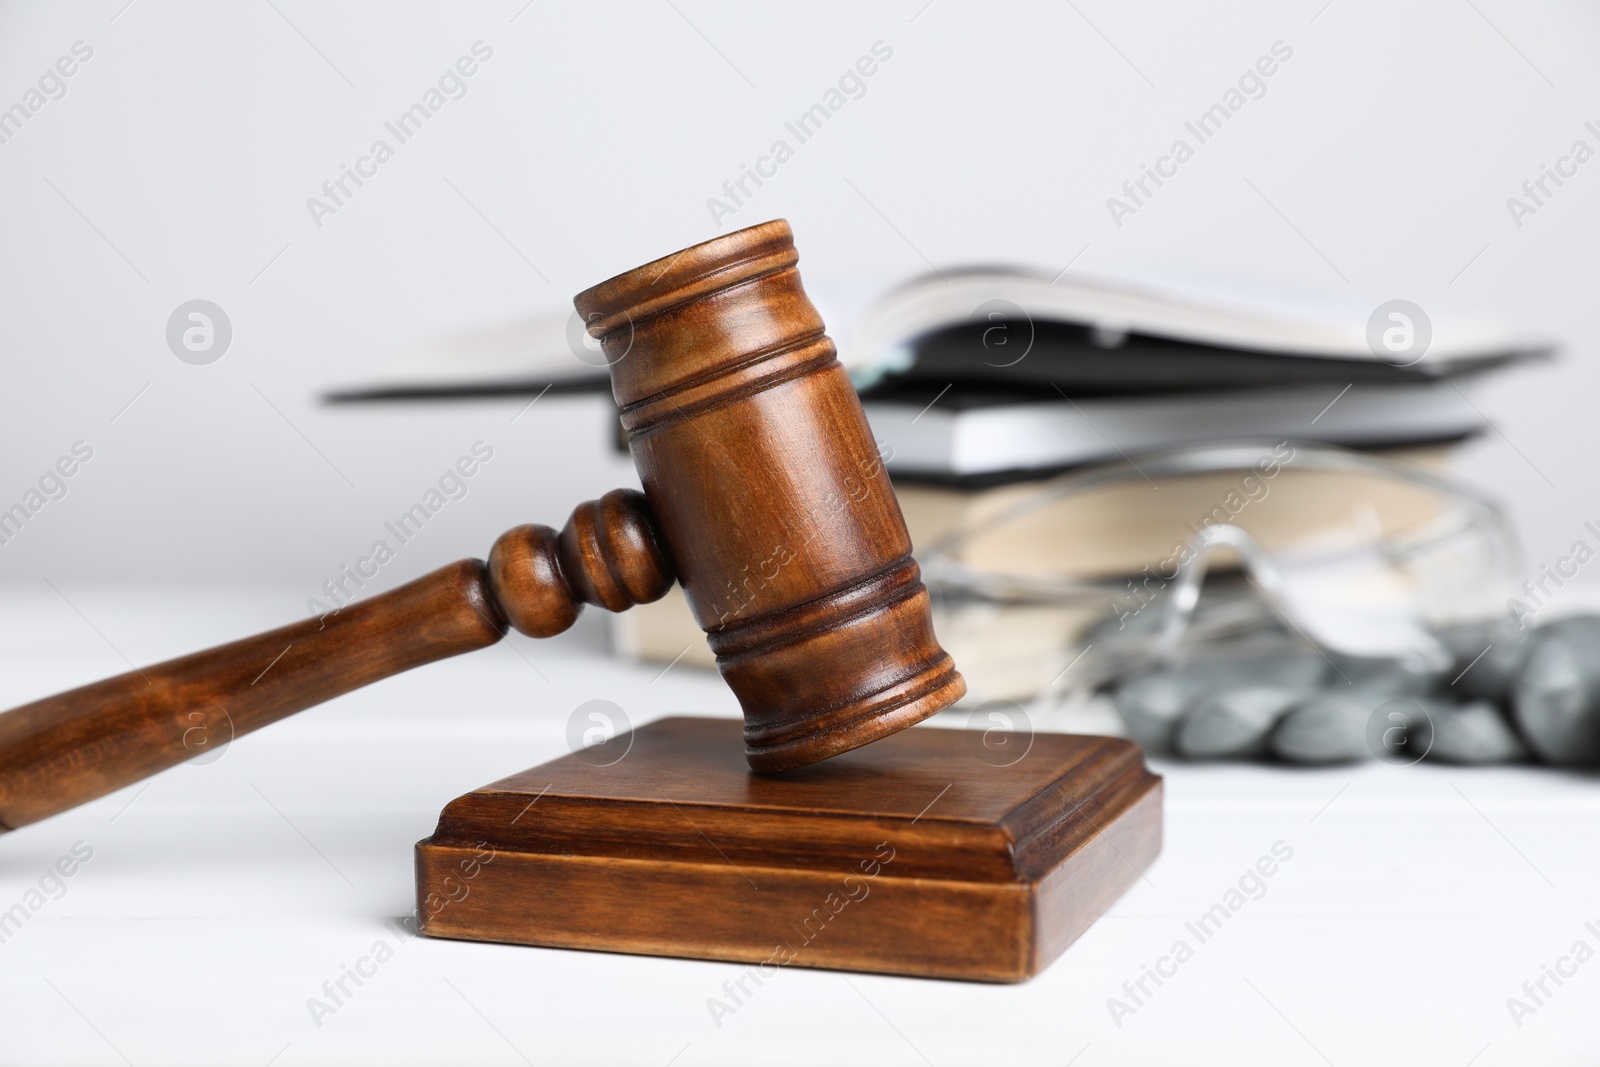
[895, 443, 1453, 578]
[612, 444, 1458, 700]
[849, 268, 1547, 395]
[865, 381, 1478, 481]
[321, 268, 1550, 404]
[324, 314, 608, 401]
[848, 268, 1545, 481]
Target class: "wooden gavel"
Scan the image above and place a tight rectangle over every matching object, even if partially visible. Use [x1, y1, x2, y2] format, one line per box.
[0, 220, 966, 831]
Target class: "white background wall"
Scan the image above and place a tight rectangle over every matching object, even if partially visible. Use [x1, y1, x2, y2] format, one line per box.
[1, 0, 1596, 618]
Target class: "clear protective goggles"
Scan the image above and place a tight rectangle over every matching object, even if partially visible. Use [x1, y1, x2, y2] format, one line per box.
[915, 441, 1521, 699]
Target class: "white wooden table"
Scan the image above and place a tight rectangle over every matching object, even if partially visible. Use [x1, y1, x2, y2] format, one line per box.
[1, 584, 1595, 1066]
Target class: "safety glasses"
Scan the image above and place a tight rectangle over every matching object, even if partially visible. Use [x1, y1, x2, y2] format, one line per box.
[917, 442, 1520, 697]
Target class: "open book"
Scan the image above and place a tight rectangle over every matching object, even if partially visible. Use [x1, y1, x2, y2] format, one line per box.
[325, 267, 1550, 403]
[850, 269, 1549, 396]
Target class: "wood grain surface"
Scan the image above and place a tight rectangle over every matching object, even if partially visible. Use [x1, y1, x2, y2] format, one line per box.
[0, 491, 670, 830]
[416, 716, 1162, 981]
[576, 220, 965, 770]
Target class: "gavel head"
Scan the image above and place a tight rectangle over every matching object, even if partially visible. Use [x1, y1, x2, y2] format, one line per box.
[572, 220, 965, 772]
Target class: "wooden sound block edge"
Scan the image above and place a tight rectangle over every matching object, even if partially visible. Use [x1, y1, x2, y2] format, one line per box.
[414, 719, 1162, 983]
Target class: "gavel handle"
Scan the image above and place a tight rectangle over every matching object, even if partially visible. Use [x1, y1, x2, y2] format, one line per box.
[0, 561, 503, 830]
[0, 490, 672, 831]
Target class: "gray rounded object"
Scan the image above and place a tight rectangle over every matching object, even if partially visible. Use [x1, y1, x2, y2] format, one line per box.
[1176, 685, 1305, 759]
[1115, 652, 1326, 754]
[1513, 616, 1600, 765]
[1215, 651, 1328, 691]
[1271, 692, 1381, 764]
[1330, 655, 1445, 698]
[1365, 695, 1441, 765]
[1114, 671, 1210, 753]
[1434, 621, 1534, 704]
[1428, 700, 1528, 764]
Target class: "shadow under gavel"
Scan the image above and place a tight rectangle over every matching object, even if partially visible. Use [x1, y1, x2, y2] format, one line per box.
[0, 220, 965, 832]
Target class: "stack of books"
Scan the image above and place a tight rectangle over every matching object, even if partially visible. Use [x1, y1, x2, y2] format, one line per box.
[328, 267, 1550, 701]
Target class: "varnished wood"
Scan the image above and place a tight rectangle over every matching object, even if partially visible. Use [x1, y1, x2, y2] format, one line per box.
[576, 220, 965, 769]
[0, 220, 966, 828]
[0, 492, 670, 831]
[486, 488, 669, 637]
[416, 716, 1162, 981]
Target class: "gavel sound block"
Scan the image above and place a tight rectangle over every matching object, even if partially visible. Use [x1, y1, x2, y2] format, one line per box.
[416, 717, 1161, 982]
